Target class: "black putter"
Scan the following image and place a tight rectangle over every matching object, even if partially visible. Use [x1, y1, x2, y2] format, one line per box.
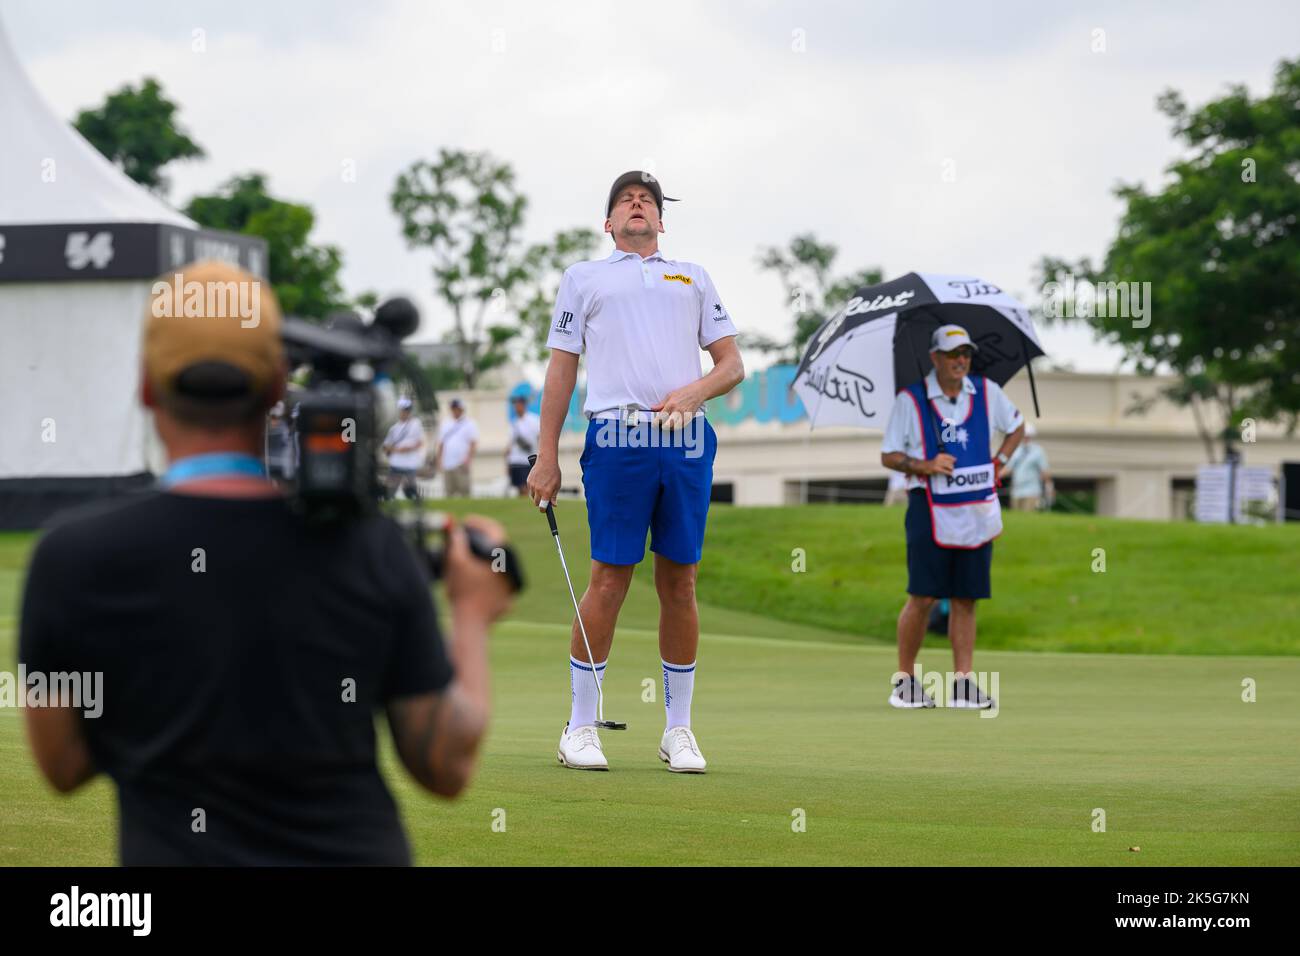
[528, 455, 626, 730]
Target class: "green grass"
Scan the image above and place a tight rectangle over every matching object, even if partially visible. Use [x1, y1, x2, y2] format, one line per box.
[424, 498, 1300, 656]
[699, 504, 1300, 655]
[1, 503, 1298, 865]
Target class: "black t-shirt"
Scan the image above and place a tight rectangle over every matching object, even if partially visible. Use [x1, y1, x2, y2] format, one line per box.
[18, 490, 452, 866]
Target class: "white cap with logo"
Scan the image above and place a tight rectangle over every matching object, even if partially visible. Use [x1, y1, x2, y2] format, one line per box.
[930, 324, 978, 353]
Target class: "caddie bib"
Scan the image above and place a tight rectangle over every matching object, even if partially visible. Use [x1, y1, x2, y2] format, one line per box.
[904, 375, 1003, 549]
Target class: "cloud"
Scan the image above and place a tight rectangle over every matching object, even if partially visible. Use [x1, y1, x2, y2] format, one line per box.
[8, 0, 1298, 371]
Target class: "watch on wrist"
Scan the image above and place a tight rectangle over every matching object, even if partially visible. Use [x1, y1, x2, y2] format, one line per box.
[996, 452, 1010, 465]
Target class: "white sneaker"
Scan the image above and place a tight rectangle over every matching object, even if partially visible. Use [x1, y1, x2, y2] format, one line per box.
[557, 723, 609, 771]
[658, 726, 707, 774]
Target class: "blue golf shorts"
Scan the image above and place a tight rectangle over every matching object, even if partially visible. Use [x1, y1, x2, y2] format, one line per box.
[580, 417, 717, 566]
[904, 489, 993, 599]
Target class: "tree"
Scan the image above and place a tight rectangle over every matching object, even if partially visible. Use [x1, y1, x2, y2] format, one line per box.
[419, 359, 469, 394]
[515, 227, 602, 360]
[755, 233, 882, 363]
[185, 173, 347, 320]
[1039, 58, 1300, 461]
[73, 77, 204, 195]
[391, 149, 532, 387]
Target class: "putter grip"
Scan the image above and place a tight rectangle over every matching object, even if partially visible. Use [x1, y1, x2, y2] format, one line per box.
[527, 455, 560, 536]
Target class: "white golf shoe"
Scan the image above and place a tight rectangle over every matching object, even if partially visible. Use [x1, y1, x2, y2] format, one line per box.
[557, 723, 609, 771]
[658, 726, 707, 774]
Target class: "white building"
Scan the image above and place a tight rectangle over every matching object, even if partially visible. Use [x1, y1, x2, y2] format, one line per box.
[433, 367, 1300, 521]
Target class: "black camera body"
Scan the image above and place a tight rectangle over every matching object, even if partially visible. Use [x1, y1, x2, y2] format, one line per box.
[280, 299, 524, 593]
[294, 381, 379, 518]
[281, 298, 420, 524]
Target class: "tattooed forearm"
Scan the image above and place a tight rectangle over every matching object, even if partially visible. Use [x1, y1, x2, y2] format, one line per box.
[883, 452, 920, 476]
[389, 686, 487, 796]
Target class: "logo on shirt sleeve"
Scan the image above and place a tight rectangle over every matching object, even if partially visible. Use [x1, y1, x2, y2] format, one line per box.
[712, 302, 730, 322]
[662, 273, 693, 285]
[553, 311, 574, 334]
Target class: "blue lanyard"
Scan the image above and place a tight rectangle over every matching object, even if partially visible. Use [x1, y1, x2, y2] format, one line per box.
[161, 453, 266, 488]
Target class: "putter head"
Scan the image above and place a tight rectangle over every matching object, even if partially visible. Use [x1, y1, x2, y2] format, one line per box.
[595, 720, 628, 731]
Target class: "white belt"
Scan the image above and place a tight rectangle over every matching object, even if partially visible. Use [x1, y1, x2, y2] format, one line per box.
[588, 407, 706, 425]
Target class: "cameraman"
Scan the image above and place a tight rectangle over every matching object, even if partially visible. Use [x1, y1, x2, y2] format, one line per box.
[19, 260, 513, 865]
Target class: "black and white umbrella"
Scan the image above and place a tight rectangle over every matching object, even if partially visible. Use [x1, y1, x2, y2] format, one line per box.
[792, 272, 1046, 430]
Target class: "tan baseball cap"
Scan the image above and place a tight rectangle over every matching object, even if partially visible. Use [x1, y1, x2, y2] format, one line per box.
[143, 260, 284, 400]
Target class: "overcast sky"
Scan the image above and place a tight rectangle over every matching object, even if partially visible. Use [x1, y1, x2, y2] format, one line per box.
[4, 0, 1296, 373]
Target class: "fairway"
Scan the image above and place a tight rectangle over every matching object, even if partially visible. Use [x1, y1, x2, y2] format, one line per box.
[2, 503, 1299, 866]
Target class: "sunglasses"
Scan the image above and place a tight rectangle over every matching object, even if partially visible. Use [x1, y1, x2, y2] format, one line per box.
[944, 347, 974, 359]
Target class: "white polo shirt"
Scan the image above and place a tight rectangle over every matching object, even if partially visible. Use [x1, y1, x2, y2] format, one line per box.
[506, 411, 541, 466]
[880, 371, 1023, 489]
[383, 416, 426, 470]
[546, 248, 739, 417]
[438, 415, 479, 470]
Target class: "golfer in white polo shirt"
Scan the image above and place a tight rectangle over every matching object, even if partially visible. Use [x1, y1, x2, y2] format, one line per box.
[528, 171, 744, 773]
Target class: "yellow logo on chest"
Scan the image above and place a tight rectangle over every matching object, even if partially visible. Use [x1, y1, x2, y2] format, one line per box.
[662, 273, 693, 285]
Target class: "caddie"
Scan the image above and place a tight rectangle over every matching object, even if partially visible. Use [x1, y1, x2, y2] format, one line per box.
[880, 324, 1024, 710]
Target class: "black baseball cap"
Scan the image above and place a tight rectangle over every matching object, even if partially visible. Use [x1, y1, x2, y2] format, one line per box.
[606, 171, 678, 217]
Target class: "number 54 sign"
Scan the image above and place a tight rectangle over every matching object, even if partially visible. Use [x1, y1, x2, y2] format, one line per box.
[65, 231, 115, 270]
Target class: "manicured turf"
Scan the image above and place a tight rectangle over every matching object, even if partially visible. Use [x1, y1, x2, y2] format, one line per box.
[1, 501, 1298, 865]
[697, 503, 1300, 656]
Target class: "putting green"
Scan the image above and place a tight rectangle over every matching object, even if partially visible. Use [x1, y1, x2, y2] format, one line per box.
[388, 621, 1300, 866]
[2, 501, 1298, 866]
[5, 618, 1296, 866]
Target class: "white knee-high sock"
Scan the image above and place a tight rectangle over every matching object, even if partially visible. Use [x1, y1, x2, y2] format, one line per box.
[662, 660, 696, 730]
[569, 656, 606, 729]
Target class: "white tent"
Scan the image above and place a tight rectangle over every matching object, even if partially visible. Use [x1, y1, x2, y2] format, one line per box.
[0, 15, 266, 527]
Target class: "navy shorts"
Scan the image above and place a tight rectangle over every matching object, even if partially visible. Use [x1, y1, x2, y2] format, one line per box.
[580, 417, 717, 566]
[508, 463, 530, 490]
[904, 489, 993, 599]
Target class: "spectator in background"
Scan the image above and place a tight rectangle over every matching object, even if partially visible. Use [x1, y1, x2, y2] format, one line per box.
[265, 401, 295, 486]
[383, 397, 426, 501]
[505, 393, 541, 497]
[438, 398, 479, 498]
[1005, 422, 1053, 512]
